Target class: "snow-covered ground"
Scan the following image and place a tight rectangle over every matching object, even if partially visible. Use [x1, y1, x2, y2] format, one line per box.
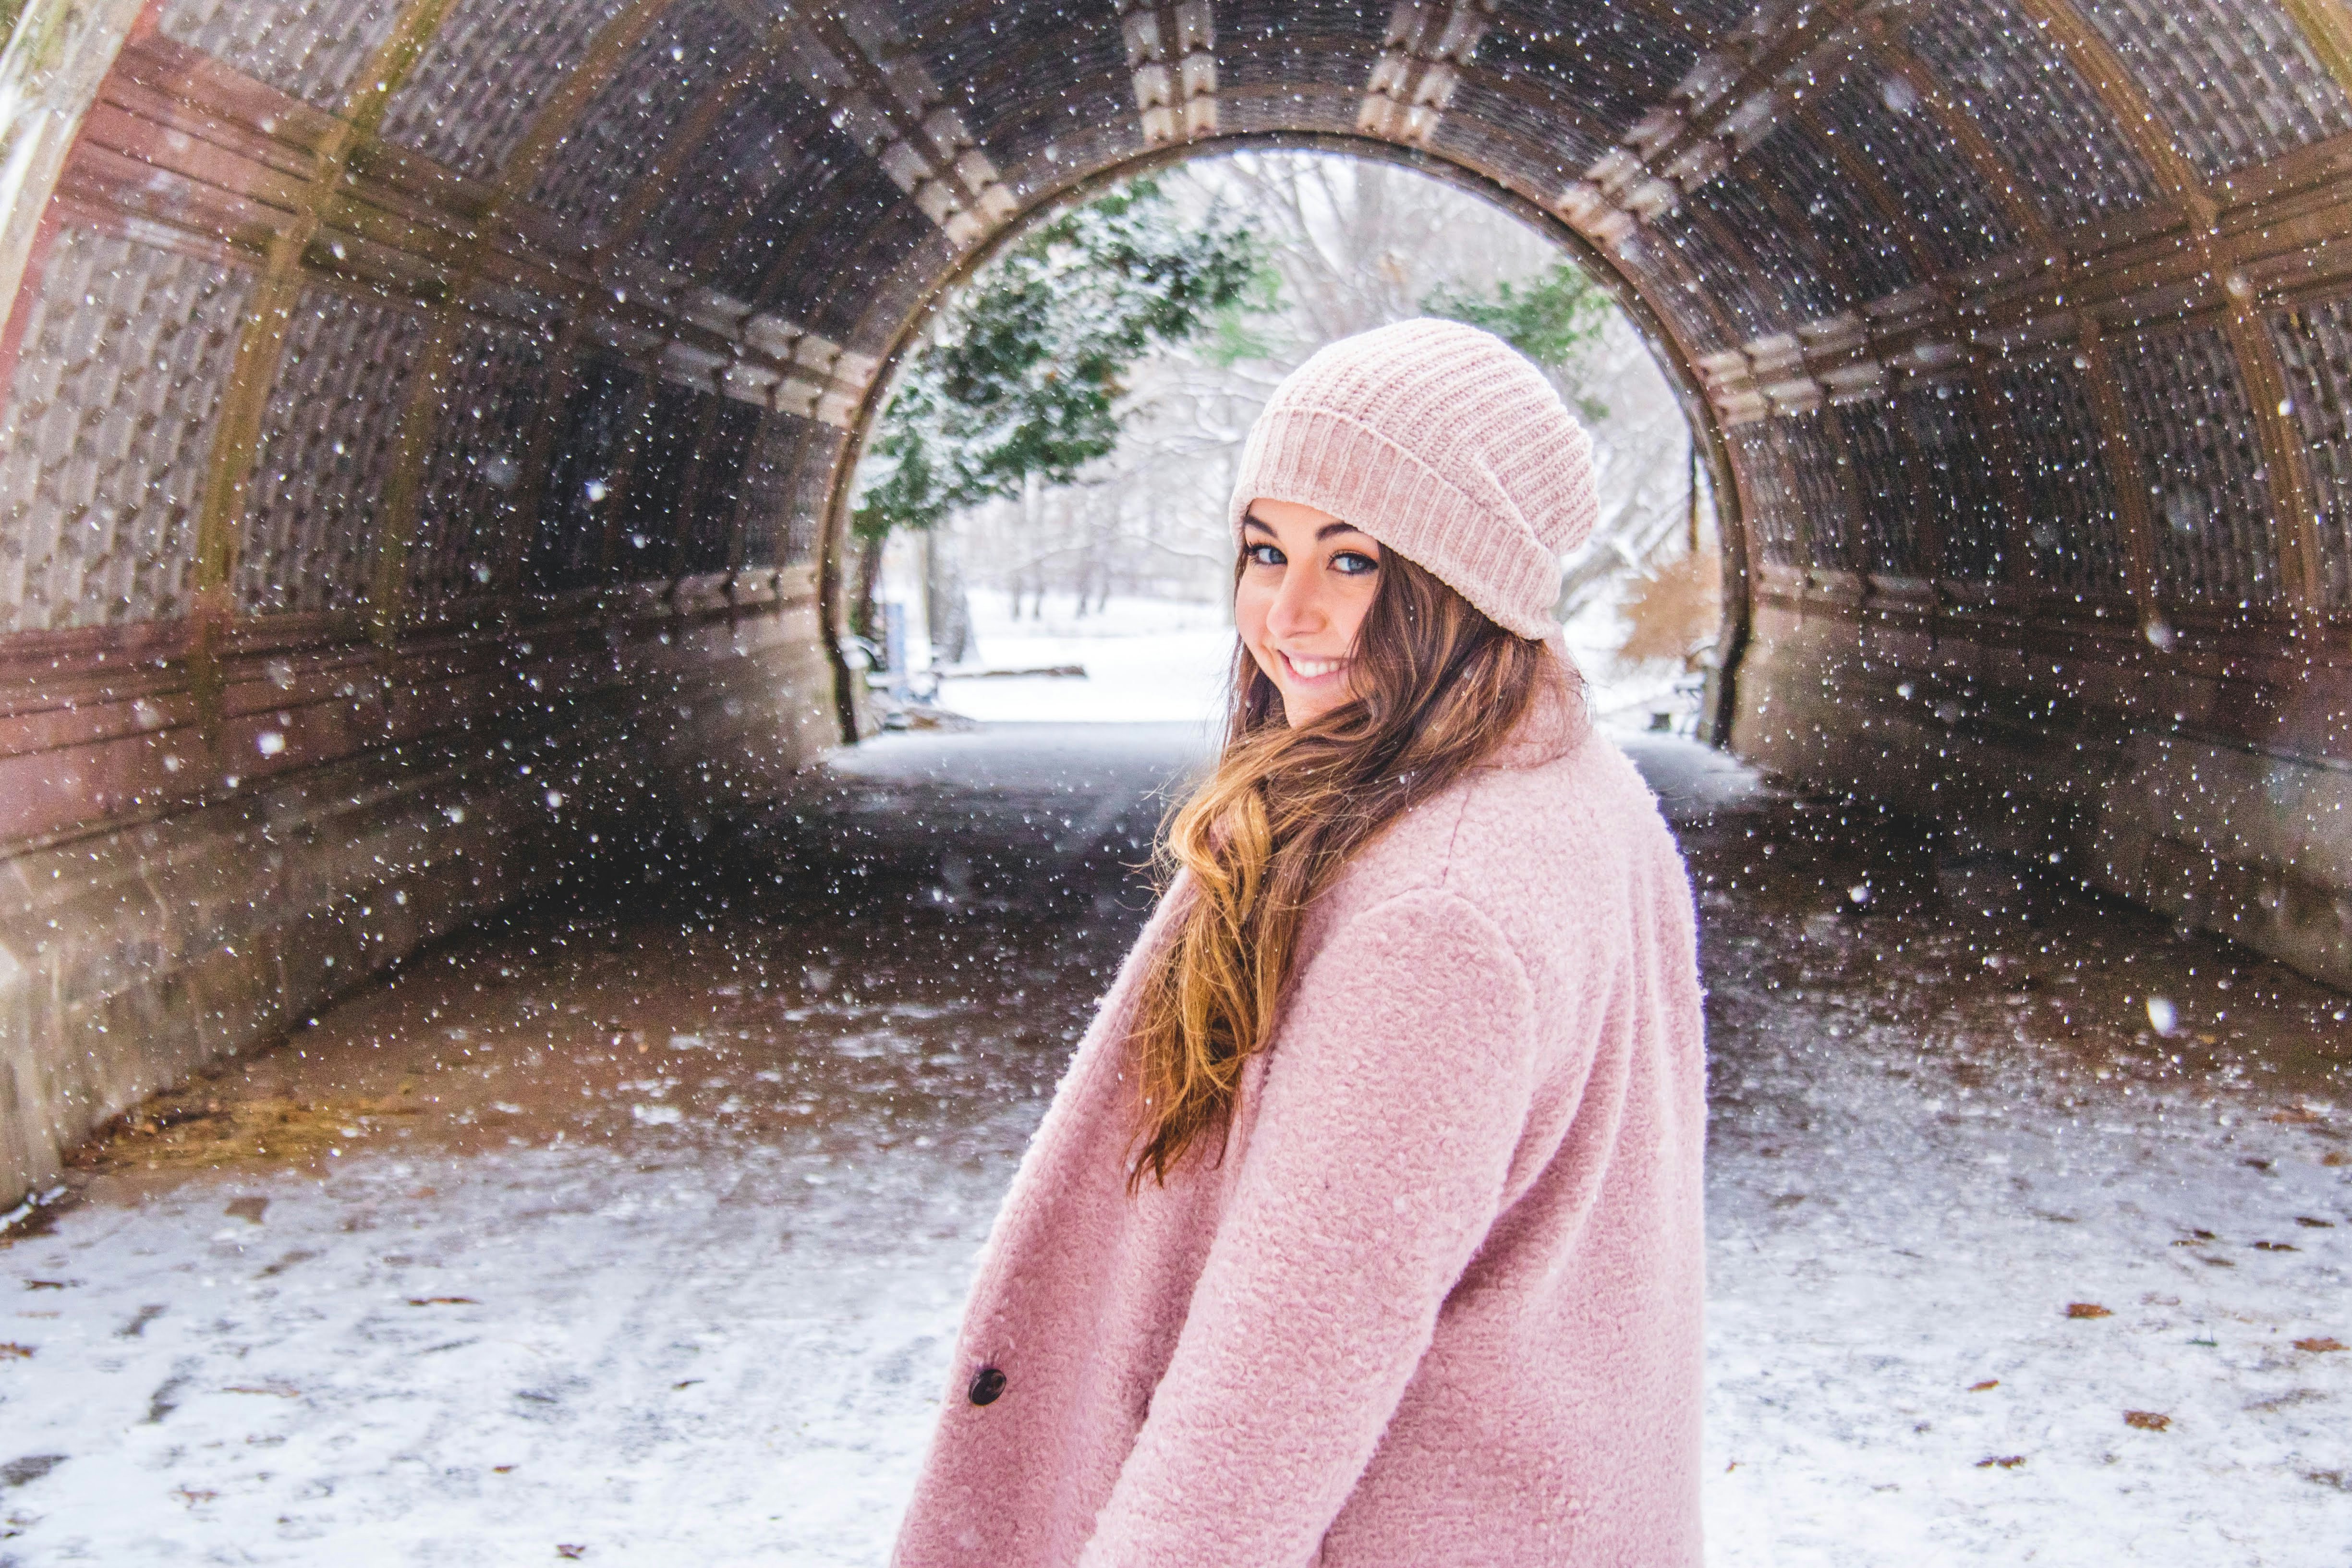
[0, 1142, 994, 1564]
[4, 729, 2347, 1565]
[932, 592, 1234, 727]
[1701, 939, 2352, 1566]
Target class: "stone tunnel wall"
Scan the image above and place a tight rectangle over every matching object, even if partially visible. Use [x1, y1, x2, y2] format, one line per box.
[0, 1, 864, 1204]
[4, 0, 2352, 1205]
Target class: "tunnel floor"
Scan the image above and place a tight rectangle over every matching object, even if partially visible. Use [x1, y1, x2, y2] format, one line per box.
[3, 724, 2349, 1565]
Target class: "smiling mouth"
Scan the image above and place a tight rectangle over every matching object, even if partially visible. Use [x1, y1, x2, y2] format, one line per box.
[1279, 650, 1348, 682]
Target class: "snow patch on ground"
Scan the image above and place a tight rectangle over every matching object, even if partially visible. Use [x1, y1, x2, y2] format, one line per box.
[1702, 1063, 2351, 1566]
[10, 1036, 2340, 1565]
[0, 1143, 987, 1565]
[932, 591, 1234, 727]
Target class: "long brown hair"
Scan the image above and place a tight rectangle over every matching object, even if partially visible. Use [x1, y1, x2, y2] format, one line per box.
[1124, 547, 1561, 1190]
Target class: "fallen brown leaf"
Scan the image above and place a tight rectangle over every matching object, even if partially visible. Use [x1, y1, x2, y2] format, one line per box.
[1976, 1455, 2027, 1469]
[406, 1296, 479, 1307]
[1968, 1379, 2000, 1392]
[2065, 1302, 2113, 1319]
[557, 1547, 588, 1560]
[0, 1343, 31, 1360]
[2124, 1410, 2170, 1432]
[72, 1090, 416, 1171]
[2295, 1216, 2337, 1228]
[2253, 1240, 2299, 1252]
[2293, 1337, 2345, 1353]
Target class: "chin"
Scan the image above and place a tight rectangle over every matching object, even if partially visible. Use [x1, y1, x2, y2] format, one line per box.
[1278, 692, 1342, 727]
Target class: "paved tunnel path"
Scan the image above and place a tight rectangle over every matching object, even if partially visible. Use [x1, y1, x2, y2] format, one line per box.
[2, 724, 2348, 1565]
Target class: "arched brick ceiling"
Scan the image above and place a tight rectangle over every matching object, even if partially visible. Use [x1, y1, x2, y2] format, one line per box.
[5, 0, 2352, 641]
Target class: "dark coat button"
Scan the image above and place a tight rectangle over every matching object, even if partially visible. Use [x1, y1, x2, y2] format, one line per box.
[968, 1366, 1007, 1406]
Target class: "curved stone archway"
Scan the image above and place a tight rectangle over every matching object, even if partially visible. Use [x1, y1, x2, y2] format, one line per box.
[3, 0, 2349, 1204]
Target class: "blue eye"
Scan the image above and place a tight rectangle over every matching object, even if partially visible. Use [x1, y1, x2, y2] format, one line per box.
[1246, 543, 1285, 567]
[1333, 550, 1378, 576]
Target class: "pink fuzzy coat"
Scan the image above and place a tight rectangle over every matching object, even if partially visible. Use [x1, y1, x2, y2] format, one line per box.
[894, 673, 1706, 1567]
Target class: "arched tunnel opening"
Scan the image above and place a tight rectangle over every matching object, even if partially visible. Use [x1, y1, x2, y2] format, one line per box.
[0, 0, 2349, 1556]
[847, 146, 1722, 736]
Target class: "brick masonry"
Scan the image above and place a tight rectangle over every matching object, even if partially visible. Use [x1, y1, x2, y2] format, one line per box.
[0, 227, 251, 634]
[3, 0, 2352, 1205]
[238, 288, 427, 615]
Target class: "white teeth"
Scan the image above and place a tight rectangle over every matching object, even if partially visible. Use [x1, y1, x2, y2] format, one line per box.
[1288, 655, 1340, 678]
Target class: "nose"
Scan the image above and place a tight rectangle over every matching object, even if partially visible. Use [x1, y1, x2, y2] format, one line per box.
[1264, 557, 1328, 643]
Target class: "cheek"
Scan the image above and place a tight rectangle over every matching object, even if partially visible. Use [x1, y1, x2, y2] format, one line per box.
[1332, 577, 1381, 650]
[1233, 578, 1273, 651]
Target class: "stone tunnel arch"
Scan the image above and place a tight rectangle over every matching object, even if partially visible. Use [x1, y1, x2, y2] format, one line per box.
[2, 0, 2350, 1210]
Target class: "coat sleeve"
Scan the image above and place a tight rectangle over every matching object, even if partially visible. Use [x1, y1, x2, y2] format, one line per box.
[1075, 887, 1539, 1568]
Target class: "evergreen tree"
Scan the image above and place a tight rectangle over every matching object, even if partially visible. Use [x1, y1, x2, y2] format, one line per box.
[849, 181, 1261, 637]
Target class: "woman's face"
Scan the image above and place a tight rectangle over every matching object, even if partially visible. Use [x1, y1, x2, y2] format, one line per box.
[1235, 497, 1383, 727]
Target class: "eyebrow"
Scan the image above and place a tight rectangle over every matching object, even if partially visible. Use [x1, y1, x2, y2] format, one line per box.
[1241, 512, 1370, 541]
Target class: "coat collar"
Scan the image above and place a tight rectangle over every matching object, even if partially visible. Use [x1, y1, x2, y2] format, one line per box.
[1482, 631, 1591, 771]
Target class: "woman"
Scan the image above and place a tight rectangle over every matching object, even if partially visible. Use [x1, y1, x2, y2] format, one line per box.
[894, 319, 1705, 1567]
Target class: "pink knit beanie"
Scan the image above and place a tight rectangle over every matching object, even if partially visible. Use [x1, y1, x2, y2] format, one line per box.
[1227, 318, 1598, 638]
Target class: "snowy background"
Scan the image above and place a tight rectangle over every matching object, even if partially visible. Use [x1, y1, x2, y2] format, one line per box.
[886, 583, 1704, 737]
